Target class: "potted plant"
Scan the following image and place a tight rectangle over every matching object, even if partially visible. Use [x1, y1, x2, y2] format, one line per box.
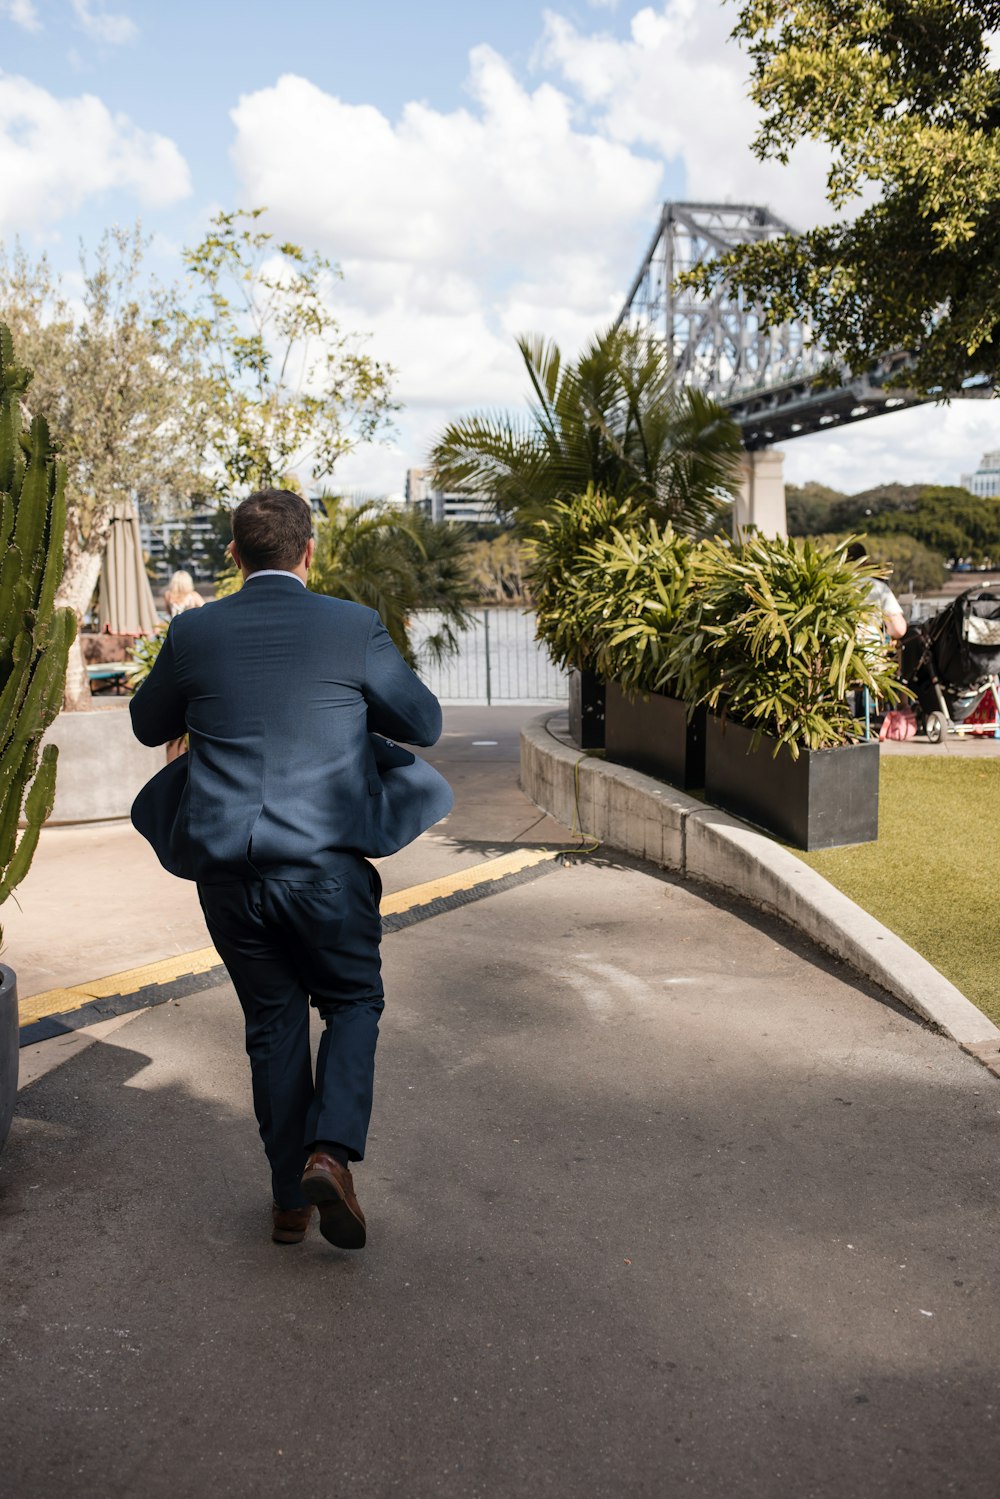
[666, 533, 906, 849]
[0, 324, 76, 1149]
[530, 487, 635, 748]
[581, 518, 706, 789]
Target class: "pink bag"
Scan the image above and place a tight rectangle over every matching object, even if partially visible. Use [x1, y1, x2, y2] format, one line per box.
[879, 708, 917, 741]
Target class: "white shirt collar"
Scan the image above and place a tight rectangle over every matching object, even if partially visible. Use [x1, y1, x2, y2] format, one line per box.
[243, 569, 306, 587]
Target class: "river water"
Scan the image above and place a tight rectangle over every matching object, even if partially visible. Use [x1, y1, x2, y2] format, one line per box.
[410, 608, 567, 704]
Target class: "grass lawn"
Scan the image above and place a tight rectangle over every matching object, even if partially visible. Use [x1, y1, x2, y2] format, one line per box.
[797, 757, 1000, 1026]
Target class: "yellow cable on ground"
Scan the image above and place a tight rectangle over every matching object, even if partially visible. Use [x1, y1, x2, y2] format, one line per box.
[19, 847, 566, 1028]
[380, 846, 559, 915]
[19, 947, 221, 1025]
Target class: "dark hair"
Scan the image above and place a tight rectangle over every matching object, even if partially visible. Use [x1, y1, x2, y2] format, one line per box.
[845, 541, 867, 563]
[232, 488, 313, 572]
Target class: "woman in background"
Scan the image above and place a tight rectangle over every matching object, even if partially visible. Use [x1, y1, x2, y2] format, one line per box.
[164, 570, 205, 617]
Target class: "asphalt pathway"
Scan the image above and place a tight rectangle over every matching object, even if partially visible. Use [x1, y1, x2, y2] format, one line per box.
[3, 706, 999, 1499]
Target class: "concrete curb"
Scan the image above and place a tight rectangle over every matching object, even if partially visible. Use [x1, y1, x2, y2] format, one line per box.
[42, 707, 162, 824]
[520, 712, 1000, 1065]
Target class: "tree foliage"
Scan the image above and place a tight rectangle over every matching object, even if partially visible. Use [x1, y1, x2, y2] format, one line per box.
[0, 228, 207, 704]
[430, 325, 744, 533]
[0, 228, 205, 601]
[789, 477, 1000, 563]
[692, 1, 1000, 392]
[220, 498, 476, 666]
[174, 209, 397, 497]
[864, 485, 1000, 560]
[785, 480, 849, 535]
[466, 532, 533, 603]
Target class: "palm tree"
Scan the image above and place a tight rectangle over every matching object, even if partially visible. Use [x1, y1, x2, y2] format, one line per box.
[395, 509, 479, 660]
[429, 325, 744, 534]
[308, 496, 476, 666]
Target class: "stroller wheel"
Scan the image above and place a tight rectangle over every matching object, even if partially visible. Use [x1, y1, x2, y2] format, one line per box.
[925, 711, 947, 744]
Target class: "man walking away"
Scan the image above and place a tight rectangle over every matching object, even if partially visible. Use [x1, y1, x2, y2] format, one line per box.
[129, 489, 451, 1251]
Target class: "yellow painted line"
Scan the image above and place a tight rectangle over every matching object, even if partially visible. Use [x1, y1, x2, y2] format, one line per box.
[19, 849, 562, 1028]
[19, 947, 220, 1026]
[380, 846, 560, 916]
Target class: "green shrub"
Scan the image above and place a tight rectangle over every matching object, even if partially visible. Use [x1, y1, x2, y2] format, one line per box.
[578, 519, 695, 696]
[531, 491, 909, 756]
[125, 628, 167, 689]
[529, 486, 635, 672]
[806, 532, 947, 594]
[665, 533, 907, 756]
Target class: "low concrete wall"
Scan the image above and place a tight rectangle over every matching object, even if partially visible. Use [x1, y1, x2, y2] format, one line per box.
[521, 713, 1000, 1055]
[41, 706, 162, 825]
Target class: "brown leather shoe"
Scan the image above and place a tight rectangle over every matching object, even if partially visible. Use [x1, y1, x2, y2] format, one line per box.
[300, 1152, 367, 1249]
[271, 1202, 315, 1245]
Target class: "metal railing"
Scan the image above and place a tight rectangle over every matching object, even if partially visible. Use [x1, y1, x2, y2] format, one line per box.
[411, 609, 567, 704]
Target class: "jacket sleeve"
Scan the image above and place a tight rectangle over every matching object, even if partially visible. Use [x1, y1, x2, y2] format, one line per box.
[362, 614, 443, 747]
[129, 624, 188, 747]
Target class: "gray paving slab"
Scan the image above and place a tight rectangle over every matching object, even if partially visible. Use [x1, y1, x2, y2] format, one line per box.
[3, 705, 566, 998]
[4, 851, 1000, 1498]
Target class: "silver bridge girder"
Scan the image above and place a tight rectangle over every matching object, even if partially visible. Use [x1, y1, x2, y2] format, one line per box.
[617, 201, 990, 446]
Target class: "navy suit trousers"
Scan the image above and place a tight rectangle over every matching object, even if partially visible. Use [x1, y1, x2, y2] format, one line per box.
[198, 854, 384, 1208]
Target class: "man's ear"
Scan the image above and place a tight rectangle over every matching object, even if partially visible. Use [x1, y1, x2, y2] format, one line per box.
[304, 537, 315, 570]
[229, 540, 240, 569]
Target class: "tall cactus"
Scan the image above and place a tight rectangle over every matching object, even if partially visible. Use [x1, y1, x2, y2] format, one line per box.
[0, 322, 76, 938]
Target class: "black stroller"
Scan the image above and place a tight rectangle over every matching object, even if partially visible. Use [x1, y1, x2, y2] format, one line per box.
[900, 589, 1000, 742]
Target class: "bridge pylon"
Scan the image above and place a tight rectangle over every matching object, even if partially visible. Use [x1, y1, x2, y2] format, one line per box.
[735, 450, 786, 540]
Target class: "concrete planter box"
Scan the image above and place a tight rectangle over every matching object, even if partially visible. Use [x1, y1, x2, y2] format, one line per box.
[0, 964, 17, 1153]
[605, 683, 706, 791]
[567, 668, 605, 750]
[40, 706, 163, 824]
[704, 714, 879, 851]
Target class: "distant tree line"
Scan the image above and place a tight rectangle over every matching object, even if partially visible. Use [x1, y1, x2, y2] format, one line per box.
[787, 480, 1000, 590]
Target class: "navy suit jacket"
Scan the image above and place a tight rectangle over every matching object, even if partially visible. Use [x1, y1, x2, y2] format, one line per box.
[129, 575, 453, 883]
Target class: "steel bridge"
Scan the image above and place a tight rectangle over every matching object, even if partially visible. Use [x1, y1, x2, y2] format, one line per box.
[618, 201, 989, 449]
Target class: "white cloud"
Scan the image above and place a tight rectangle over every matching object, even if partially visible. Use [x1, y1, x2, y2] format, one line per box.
[780, 399, 1000, 494]
[539, 1, 834, 231]
[230, 52, 659, 275]
[229, 50, 664, 477]
[0, 75, 191, 231]
[228, 6, 982, 495]
[3, 0, 42, 32]
[70, 0, 137, 45]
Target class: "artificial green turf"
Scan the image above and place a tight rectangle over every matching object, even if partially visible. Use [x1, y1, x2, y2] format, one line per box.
[797, 757, 1000, 1025]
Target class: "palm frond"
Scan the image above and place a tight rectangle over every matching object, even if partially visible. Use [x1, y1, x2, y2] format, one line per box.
[429, 323, 743, 535]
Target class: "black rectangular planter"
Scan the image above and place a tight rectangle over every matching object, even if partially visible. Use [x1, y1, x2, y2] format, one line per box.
[605, 683, 706, 790]
[704, 715, 879, 850]
[567, 668, 605, 750]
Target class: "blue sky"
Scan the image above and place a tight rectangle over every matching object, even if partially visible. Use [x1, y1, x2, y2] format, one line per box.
[2, 0, 997, 496]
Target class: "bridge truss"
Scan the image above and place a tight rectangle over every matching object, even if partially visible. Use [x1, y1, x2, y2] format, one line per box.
[618, 202, 985, 448]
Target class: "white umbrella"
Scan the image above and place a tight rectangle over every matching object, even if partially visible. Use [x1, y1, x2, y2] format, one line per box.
[98, 500, 161, 635]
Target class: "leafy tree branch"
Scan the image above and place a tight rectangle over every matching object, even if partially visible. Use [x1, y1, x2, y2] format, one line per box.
[173, 208, 398, 496]
[688, 1, 1000, 392]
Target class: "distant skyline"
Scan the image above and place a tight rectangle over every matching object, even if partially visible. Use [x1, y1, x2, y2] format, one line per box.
[1, 0, 997, 498]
